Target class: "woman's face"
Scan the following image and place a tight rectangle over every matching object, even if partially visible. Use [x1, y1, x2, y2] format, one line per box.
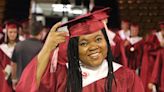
[130, 26, 139, 37]
[7, 28, 18, 42]
[78, 31, 108, 67]
[121, 21, 129, 31]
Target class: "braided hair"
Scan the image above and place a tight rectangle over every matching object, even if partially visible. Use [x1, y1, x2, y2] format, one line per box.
[67, 28, 115, 92]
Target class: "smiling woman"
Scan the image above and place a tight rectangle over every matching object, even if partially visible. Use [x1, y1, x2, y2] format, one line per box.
[78, 30, 108, 67]
[15, 8, 144, 92]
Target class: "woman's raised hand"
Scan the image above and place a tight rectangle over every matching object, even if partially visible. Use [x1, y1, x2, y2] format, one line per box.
[44, 22, 68, 51]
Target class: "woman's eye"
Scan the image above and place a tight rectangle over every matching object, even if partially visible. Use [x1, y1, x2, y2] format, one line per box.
[96, 37, 102, 43]
[79, 41, 88, 46]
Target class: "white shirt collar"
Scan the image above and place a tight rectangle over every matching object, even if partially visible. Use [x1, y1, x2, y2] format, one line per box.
[127, 36, 143, 45]
[0, 44, 15, 58]
[119, 30, 130, 40]
[156, 32, 164, 43]
[66, 60, 122, 87]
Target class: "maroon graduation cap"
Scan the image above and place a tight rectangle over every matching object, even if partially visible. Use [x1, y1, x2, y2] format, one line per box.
[60, 7, 110, 37]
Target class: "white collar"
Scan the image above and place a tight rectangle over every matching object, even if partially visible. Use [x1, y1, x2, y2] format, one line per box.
[66, 60, 122, 87]
[0, 44, 15, 58]
[156, 32, 164, 43]
[118, 30, 130, 40]
[127, 36, 143, 45]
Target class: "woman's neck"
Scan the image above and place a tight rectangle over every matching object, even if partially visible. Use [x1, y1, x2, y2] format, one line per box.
[8, 41, 16, 47]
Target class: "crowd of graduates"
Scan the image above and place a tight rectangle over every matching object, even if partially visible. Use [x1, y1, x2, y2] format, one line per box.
[0, 8, 164, 92]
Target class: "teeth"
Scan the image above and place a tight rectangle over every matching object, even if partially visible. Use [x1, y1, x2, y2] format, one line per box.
[90, 53, 99, 59]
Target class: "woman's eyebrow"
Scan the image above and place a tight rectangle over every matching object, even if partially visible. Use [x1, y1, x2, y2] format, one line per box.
[79, 38, 88, 42]
[95, 34, 102, 38]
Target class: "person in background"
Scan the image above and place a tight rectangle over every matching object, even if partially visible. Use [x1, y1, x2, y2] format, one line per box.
[15, 8, 144, 92]
[19, 19, 31, 40]
[124, 23, 144, 74]
[117, 19, 130, 44]
[0, 20, 19, 58]
[11, 21, 44, 89]
[148, 21, 164, 92]
[0, 21, 19, 91]
[18, 23, 26, 41]
[140, 21, 164, 92]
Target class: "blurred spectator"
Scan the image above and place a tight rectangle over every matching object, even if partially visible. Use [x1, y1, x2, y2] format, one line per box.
[117, 19, 130, 43]
[11, 21, 44, 89]
[124, 23, 144, 74]
[148, 21, 164, 92]
[0, 20, 19, 58]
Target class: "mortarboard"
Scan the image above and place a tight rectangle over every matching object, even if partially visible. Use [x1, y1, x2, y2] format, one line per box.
[60, 7, 110, 37]
[5, 21, 18, 29]
[91, 7, 110, 20]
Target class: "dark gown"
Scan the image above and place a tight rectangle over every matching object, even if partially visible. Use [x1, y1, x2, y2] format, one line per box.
[124, 37, 144, 70]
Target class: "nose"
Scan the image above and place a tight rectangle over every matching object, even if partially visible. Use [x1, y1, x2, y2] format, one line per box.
[88, 42, 99, 52]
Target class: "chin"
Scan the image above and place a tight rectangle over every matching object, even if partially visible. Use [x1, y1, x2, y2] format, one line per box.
[90, 60, 104, 67]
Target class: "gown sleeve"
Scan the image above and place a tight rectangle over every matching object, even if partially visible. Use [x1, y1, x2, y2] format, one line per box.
[128, 72, 145, 92]
[16, 56, 58, 92]
[0, 49, 13, 92]
[15, 57, 39, 92]
[0, 67, 13, 92]
[150, 49, 164, 91]
[0, 49, 11, 68]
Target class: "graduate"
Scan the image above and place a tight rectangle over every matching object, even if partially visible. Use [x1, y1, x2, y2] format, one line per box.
[148, 21, 164, 92]
[140, 21, 164, 92]
[117, 19, 130, 43]
[0, 21, 19, 58]
[16, 8, 144, 92]
[124, 23, 144, 72]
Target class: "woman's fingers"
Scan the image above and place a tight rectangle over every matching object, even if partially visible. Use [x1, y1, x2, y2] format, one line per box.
[50, 22, 62, 32]
[52, 31, 68, 37]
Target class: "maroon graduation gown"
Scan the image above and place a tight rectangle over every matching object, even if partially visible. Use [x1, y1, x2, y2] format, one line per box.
[16, 57, 144, 92]
[140, 34, 161, 92]
[125, 39, 144, 70]
[0, 68, 13, 92]
[111, 34, 128, 67]
[0, 49, 13, 92]
[0, 49, 11, 69]
[150, 48, 164, 92]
